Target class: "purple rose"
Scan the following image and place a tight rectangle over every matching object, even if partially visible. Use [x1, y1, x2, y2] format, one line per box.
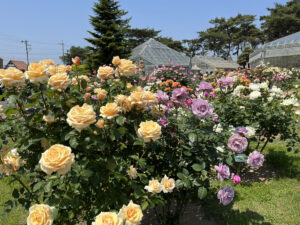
[191, 99, 214, 118]
[218, 77, 234, 89]
[158, 117, 169, 127]
[156, 90, 169, 103]
[247, 151, 264, 169]
[215, 163, 230, 181]
[211, 92, 217, 98]
[1, 114, 7, 120]
[235, 127, 248, 135]
[203, 91, 210, 98]
[91, 95, 98, 100]
[196, 81, 213, 92]
[212, 113, 218, 123]
[171, 88, 189, 104]
[227, 134, 248, 153]
[217, 186, 234, 206]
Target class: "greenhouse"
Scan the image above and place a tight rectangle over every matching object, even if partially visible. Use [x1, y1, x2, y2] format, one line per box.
[191, 55, 239, 73]
[249, 31, 300, 68]
[130, 38, 190, 74]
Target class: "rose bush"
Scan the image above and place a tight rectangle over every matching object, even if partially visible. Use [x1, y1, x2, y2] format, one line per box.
[0, 57, 293, 225]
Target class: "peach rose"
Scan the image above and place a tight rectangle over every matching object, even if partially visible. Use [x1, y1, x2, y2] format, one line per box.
[95, 119, 105, 128]
[119, 59, 136, 77]
[137, 121, 161, 142]
[118, 201, 143, 225]
[67, 103, 96, 132]
[43, 114, 55, 124]
[112, 56, 121, 66]
[98, 66, 114, 80]
[40, 59, 55, 68]
[128, 166, 138, 180]
[39, 144, 75, 175]
[72, 56, 80, 65]
[128, 91, 145, 110]
[143, 91, 157, 104]
[92, 212, 123, 225]
[46, 65, 57, 76]
[25, 62, 48, 83]
[57, 64, 68, 73]
[84, 93, 91, 101]
[115, 95, 132, 112]
[144, 179, 162, 194]
[126, 83, 133, 89]
[27, 204, 55, 225]
[94, 88, 107, 100]
[100, 103, 120, 119]
[0, 149, 22, 176]
[48, 73, 71, 90]
[160, 175, 175, 193]
[0, 68, 25, 87]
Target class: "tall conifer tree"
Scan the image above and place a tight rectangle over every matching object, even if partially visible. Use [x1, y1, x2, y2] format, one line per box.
[86, 0, 130, 69]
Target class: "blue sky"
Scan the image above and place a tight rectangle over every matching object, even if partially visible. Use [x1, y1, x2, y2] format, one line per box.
[0, 0, 289, 64]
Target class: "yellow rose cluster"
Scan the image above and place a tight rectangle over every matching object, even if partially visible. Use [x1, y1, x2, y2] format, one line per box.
[144, 175, 175, 194]
[48, 72, 71, 90]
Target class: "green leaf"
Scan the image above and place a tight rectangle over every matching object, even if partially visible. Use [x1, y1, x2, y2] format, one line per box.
[80, 79, 87, 89]
[192, 164, 202, 172]
[69, 137, 79, 149]
[33, 182, 44, 192]
[177, 172, 186, 180]
[188, 133, 197, 143]
[141, 201, 149, 211]
[12, 189, 19, 198]
[198, 187, 207, 200]
[116, 116, 125, 126]
[52, 208, 59, 220]
[44, 181, 53, 192]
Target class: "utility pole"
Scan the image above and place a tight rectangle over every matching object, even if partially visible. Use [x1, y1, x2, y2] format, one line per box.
[58, 41, 65, 64]
[21, 40, 30, 65]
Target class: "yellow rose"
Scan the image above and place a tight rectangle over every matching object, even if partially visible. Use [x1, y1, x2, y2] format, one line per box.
[46, 65, 57, 76]
[67, 103, 96, 132]
[94, 88, 107, 100]
[128, 91, 145, 110]
[118, 200, 143, 225]
[112, 56, 121, 66]
[115, 95, 132, 112]
[98, 66, 114, 80]
[48, 73, 71, 90]
[100, 103, 120, 119]
[95, 119, 105, 128]
[92, 212, 123, 225]
[144, 179, 162, 194]
[160, 175, 175, 193]
[137, 121, 161, 142]
[126, 83, 133, 89]
[128, 166, 138, 180]
[43, 114, 55, 124]
[131, 86, 143, 92]
[39, 144, 75, 175]
[72, 75, 91, 85]
[40, 59, 55, 68]
[150, 105, 166, 117]
[57, 64, 68, 73]
[0, 68, 25, 87]
[119, 59, 136, 77]
[143, 91, 157, 104]
[27, 204, 54, 225]
[25, 62, 48, 83]
[0, 149, 22, 176]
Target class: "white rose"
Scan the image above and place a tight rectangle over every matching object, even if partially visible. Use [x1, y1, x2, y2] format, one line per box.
[249, 91, 261, 100]
[245, 126, 256, 138]
[249, 83, 260, 91]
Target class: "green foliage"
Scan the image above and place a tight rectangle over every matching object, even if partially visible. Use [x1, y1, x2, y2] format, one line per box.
[260, 0, 300, 41]
[60, 46, 89, 65]
[237, 47, 254, 68]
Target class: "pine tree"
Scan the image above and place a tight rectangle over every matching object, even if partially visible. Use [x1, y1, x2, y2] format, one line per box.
[86, 0, 130, 69]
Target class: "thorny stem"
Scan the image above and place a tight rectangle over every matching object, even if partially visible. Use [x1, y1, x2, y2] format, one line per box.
[12, 175, 40, 204]
[39, 84, 48, 111]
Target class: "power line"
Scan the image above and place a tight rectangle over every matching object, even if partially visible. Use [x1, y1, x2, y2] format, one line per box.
[58, 40, 65, 63]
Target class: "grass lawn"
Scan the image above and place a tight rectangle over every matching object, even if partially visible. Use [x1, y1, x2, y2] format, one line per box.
[0, 138, 299, 224]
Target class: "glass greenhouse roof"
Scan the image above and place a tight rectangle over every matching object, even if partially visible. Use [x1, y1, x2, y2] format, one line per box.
[261, 31, 300, 49]
[130, 38, 190, 66]
[191, 55, 239, 70]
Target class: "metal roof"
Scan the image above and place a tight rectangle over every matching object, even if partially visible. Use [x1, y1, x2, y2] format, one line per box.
[130, 38, 190, 66]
